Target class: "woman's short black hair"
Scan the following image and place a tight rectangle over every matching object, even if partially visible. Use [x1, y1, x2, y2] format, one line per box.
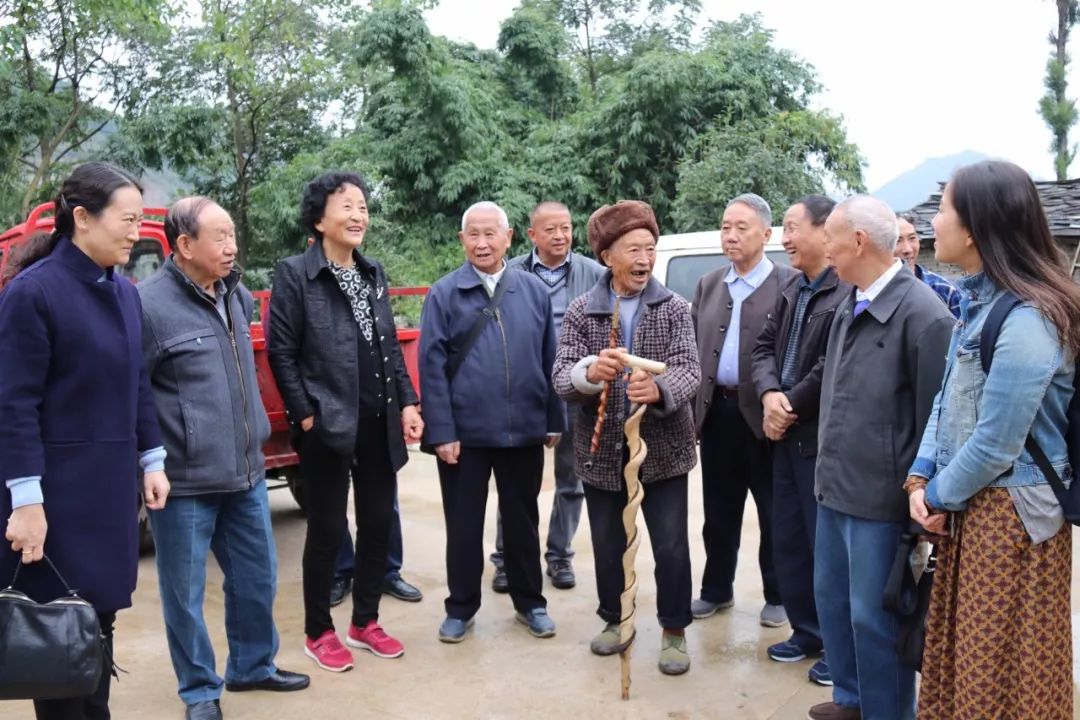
[299, 171, 370, 241]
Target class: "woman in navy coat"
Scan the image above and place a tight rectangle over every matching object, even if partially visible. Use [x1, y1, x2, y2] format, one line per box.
[0, 162, 171, 719]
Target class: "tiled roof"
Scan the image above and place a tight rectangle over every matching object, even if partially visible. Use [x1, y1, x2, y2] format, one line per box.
[903, 179, 1080, 240]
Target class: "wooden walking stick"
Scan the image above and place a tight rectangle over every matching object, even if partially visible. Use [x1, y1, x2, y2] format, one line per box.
[617, 353, 666, 700]
[586, 297, 620, 467]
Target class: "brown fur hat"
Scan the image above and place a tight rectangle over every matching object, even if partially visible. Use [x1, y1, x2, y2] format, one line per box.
[587, 200, 659, 266]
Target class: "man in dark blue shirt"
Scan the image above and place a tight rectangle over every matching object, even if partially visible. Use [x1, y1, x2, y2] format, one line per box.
[895, 213, 962, 318]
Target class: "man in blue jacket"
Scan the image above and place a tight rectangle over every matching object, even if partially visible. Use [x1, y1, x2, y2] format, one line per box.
[140, 197, 309, 720]
[489, 201, 604, 592]
[420, 201, 565, 644]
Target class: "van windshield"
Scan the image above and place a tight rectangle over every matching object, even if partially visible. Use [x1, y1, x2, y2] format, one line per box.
[665, 250, 790, 301]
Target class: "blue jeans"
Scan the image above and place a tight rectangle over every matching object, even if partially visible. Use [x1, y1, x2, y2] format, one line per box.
[491, 410, 583, 568]
[150, 482, 279, 705]
[814, 505, 915, 720]
[335, 491, 404, 581]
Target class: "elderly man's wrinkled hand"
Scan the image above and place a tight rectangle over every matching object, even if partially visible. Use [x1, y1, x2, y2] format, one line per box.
[586, 347, 627, 384]
[144, 470, 170, 510]
[436, 441, 461, 465]
[626, 368, 661, 405]
[762, 391, 797, 440]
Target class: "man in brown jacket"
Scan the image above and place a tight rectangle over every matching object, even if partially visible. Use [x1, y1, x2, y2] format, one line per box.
[691, 193, 796, 626]
[552, 200, 700, 676]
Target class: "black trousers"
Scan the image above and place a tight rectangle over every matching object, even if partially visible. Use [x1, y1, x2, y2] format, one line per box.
[699, 394, 782, 606]
[584, 474, 692, 630]
[772, 436, 823, 651]
[437, 445, 545, 619]
[33, 612, 116, 720]
[298, 415, 397, 638]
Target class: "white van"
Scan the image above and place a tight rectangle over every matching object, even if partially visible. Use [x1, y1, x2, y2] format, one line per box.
[654, 228, 789, 301]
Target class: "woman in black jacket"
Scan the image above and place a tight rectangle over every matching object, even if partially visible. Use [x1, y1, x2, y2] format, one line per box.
[267, 171, 422, 672]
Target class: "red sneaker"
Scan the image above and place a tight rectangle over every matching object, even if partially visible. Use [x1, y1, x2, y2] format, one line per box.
[346, 620, 405, 659]
[304, 630, 354, 672]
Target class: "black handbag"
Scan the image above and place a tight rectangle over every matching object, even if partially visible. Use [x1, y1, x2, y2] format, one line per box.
[882, 529, 937, 672]
[0, 556, 105, 700]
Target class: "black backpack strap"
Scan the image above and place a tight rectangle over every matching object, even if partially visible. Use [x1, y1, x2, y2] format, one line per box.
[446, 277, 510, 383]
[979, 291, 1071, 502]
[979, 291, 1023, 376]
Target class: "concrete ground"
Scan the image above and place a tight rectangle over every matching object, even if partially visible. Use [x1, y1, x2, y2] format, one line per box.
[6, 449, 1080, 719]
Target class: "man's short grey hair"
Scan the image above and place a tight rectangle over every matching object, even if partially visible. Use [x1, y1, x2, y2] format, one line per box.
[165, 196, 218, 252]
[461, 201, 510, 231]
[835, 195, 899, 252]
[726, 193, 772, 228]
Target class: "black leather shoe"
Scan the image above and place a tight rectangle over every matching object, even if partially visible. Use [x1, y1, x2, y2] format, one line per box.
[330, 576, 352, 608]
[546, 559, 576, 589]
[225, 669, 311, 693]
[381, 575, 423, 602]
[491, 568, 509, 594]
[186, 700, 222, 720]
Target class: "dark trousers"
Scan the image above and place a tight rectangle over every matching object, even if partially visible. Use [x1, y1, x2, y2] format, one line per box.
[492, 409, 584, 568]
[584, 474, 692, 629]
[335, 492, 404, 581]
[298, 416, 397, 638]
[699, 394, 781, 605]
[437, 445, 546, 619]
[772, 436, 822, 651]
[33, 612, 116, 719]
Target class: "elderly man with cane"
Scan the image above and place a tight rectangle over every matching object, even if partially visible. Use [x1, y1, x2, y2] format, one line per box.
[552, 200, 700, 677]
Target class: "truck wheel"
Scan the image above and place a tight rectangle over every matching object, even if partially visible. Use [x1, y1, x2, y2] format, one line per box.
[289, 476, 306, 513]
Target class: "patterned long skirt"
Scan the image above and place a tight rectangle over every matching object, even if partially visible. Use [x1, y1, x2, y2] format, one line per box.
[918, 487, 1073, 720]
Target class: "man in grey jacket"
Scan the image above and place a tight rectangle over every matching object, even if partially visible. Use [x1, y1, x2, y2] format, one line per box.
[140, 198, 309, 720]
[490, 201, 603, 591]
[807, 196, 953, 720]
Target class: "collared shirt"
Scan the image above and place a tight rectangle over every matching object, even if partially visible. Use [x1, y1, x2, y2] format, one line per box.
[780, 269, 830, 389]
[915, 264, 963, 318]
[473, 260, 508, 297]
[529, 251, 571, 286]
[855, 259, 904, 304]
[716, 256, 774, 386]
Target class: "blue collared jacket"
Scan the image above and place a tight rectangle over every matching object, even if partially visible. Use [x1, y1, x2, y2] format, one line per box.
[419, 262, 565, 448]
[910, 273, 1075, 510]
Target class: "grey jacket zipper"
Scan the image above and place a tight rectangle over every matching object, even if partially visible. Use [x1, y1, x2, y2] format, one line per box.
[495, 307, 512, 444]
[198, 289, 253, 487]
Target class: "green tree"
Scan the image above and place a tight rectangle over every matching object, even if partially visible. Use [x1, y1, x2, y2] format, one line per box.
[497, 2, 578, 119]
[553, 0, 702, 93]
[0, 0, 170, 224]
[113, 0, 344, 264]
[673, 111, 864, 230]
[1040, 0, 1080, 181]
[573, 15, 861, 230]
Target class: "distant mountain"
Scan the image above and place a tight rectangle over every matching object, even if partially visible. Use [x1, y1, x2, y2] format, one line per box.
[873, 151, 992, 211]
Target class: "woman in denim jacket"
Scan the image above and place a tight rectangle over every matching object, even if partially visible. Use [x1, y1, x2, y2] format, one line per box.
[905, 160, 1080, 720]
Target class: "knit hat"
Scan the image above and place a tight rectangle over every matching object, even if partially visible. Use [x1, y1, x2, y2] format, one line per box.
[587, 200, 660, 266]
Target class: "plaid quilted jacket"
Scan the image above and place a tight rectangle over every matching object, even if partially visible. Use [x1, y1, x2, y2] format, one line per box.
[552, 274, 700, 491]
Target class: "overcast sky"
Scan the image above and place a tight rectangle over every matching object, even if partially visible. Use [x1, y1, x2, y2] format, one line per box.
[424, 0, 1069, 189]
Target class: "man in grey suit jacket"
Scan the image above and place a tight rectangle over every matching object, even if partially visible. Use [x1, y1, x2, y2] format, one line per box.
[806, 196, 952, 720]
[691, 193, 797, 626]
[490, 201, 604, 592]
